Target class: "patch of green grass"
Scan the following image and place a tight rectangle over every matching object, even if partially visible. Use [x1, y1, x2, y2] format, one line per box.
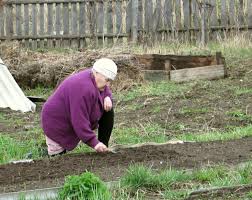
[113, 123, 252, 148]
[23, 85, 53, 99]
[0, 112, 6, 121]
[0, 134, 42, 164]
[112, 187, 145, 200]
[6, 118, 24, 127]
[236, 163, 252, 184]
[120, 165, 154, 189]
[170, 123, 186, 131]
[115, 81, 189, 102]
[120, 165, 191, 191]
[152, 105, 161, 113]
[158, 169, 192, 188]
[193, 163, 252, 188]
[129, 35, 252, 63]
[18, 194, 41, 200]
[59, 171, 111, 200]
[164, 189, 189, 200]
[118, 162, 252, 199]
[234, 87, 252, 96]
[246, 191, 252, 199]
[193, 166, 229, 183]
[209, 176, 238, 187]
[113, 123, 167, 145]
[72, 143, 94, 153]
[177, 125, 252, 142]
[127, 103, 145, 111]
[226, 110, 252, 121]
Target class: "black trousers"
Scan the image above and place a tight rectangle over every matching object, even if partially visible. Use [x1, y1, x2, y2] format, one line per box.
[98, 109, 114, 147]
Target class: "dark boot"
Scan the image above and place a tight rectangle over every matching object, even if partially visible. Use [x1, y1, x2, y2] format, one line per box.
[49, 149, 67, 157]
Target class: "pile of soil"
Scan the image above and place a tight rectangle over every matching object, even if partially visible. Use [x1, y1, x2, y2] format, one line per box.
[0, 137, 252, 193]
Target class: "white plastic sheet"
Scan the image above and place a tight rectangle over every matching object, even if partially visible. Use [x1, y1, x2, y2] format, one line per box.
[0, 58, 36, 112]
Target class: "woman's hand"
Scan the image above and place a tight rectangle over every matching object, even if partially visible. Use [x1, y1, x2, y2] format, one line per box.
[104, 96, 112, 111]
[94, 142, 108, 152]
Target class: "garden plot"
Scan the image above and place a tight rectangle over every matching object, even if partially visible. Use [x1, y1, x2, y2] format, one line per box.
[0, 43, 252, 199]
[0, 137, 252, 194]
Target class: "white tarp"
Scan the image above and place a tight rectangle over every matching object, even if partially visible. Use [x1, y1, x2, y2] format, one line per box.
[0, 58, 36, 112]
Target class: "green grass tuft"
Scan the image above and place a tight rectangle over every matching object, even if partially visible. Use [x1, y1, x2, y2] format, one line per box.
[23, 85, 53, 98]
[59, 171, 111, 200]
[120, 165, 154, 189]
[193, 166, 229, 183]
[121, 165, 191, 191]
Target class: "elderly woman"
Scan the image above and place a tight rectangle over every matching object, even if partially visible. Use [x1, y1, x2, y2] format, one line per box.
[41, 58, 117, 156]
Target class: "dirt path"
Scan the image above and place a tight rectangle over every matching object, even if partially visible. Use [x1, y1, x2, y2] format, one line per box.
[1, 137, 252, 193]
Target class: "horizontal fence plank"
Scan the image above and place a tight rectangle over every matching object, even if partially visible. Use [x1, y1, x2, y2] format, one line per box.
[4, 0, 103, 4]
[157, 25, 252, 32]
[0, 33, 129, 40]
[0, 27, 250, 40]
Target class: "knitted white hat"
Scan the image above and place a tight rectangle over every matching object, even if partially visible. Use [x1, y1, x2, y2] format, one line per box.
[93, 58, 117, 80]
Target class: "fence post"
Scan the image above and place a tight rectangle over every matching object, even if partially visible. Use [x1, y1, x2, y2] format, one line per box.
[131, 0, 138, 43]
[200, 0, 207, 46]
[198, 0, 213, 46]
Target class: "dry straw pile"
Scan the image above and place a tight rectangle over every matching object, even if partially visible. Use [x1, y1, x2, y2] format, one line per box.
[0, 41, 144, 92]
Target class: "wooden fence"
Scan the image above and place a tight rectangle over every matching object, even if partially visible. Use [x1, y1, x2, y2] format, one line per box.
[0, 0, 252, 49]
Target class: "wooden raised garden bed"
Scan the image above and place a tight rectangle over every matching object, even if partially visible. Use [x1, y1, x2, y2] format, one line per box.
[135, 52, 227, 82]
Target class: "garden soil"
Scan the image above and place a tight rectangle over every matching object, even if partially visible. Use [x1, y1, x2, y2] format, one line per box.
[1, 137, 252, 193]
[0, 42, 252, 196]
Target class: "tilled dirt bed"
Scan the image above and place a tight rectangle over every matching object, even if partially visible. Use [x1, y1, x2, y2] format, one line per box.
[1, 137, 252, 193]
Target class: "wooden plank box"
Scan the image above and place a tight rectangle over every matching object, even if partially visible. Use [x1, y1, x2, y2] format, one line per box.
[135, 52, 227, 82]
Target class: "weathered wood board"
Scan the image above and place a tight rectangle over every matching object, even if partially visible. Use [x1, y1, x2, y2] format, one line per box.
[170, 64, 225, 82]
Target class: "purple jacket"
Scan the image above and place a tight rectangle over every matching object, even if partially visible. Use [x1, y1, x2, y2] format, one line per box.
[41, 69, 112, 150]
